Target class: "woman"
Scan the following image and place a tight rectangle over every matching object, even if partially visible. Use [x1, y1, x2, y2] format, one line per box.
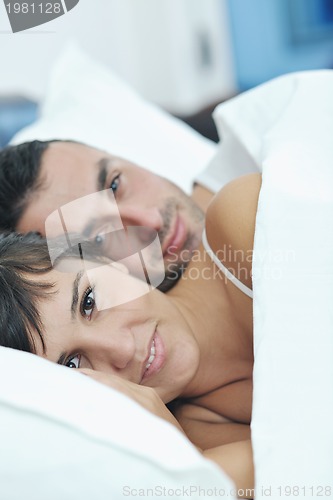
[0, 173, 260, 494]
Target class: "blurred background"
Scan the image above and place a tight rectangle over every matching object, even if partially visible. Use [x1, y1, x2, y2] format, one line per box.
[1, 0, 333, 146]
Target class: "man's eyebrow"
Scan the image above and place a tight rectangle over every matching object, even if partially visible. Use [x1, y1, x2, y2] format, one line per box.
[71, 269, 84, 320]
[97, 157, 112, 192]
[82, 157, 115, 238]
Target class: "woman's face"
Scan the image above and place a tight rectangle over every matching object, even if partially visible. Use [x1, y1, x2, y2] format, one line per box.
[34, 259, 200, 403]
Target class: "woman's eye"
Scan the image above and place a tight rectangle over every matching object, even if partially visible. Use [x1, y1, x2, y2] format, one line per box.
[81, 288, 95, 319]
[66, 354, 81, 369]
[109, 174, 121, 194]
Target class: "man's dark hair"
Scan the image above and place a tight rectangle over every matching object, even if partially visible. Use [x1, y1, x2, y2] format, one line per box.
[0, 140, 53, 231]
[0, 232, 54, 354]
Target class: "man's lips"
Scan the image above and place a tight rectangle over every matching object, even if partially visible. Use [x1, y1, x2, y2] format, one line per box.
[162, 215, 186, 257]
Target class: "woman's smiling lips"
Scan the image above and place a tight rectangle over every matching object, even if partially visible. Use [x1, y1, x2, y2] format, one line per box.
[162, 215, 187, 257]
[141, 330, 165, 383]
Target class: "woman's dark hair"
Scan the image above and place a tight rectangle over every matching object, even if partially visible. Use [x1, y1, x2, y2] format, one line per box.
[0, 232, 54, 354]
[0, 231, 112, 355]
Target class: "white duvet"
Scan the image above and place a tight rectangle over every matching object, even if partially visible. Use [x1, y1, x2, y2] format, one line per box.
[251, 71, 333, 495]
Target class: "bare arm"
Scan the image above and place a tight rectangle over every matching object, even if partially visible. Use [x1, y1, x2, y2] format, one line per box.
[203, 440, 254, 499]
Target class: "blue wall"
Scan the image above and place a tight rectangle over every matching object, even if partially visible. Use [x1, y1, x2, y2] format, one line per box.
[226, 0, 333, 91]
[0, 98, 37, 148]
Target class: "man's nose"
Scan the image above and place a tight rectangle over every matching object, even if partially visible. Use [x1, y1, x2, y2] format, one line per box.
[120, 206, 163, 233]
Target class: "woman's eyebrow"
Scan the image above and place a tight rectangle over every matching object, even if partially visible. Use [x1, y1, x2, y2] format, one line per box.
[71, 269, 84, 319]
[57, 269, 85, 365]
[57, 352, 67, 366]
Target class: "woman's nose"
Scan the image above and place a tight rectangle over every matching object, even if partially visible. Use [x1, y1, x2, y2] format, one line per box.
[83, 327, 136, 372]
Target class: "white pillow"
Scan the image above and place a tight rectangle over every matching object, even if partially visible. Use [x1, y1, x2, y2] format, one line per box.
[11, 43, 217, 194]
[0, 346, 233, 498]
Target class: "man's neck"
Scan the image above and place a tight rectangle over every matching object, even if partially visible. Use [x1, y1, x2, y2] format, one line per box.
[191, 183, 214, 212]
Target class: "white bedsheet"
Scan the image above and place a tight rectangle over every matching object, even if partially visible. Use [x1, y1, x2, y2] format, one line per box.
[251, 71, 333, 495]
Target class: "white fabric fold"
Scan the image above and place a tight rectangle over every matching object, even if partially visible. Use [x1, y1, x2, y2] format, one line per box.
[251, 70, 333, 495]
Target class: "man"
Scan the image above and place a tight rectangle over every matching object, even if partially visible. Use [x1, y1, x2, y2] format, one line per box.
[2, 70, 317, 291]
[0, 140, 217, 291]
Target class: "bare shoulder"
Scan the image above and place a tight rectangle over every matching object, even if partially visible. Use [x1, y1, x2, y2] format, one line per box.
[205, 173, 262, 288]
[206, 173, 262, 249]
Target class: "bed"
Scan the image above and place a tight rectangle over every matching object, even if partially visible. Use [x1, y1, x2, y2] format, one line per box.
[2, 45, 333, 498]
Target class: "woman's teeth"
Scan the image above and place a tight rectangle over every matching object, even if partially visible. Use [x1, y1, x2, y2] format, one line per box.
[145, 340, 155, 370]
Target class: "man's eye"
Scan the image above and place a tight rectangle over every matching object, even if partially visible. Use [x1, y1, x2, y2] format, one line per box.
[66, 354, 81, 369]
[94, 234, 105, 246]
[110, 174, 121, 193]
[81, 288, 95, 319]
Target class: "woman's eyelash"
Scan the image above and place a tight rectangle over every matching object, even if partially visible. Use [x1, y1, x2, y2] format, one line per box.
[80, 286, 96, 320]
[65, 354, 81, 369]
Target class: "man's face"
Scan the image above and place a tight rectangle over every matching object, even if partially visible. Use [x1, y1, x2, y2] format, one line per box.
[17, 142, 204, 290]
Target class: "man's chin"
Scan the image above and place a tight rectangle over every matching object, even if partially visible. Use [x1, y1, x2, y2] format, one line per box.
[157, 262, 187, 292]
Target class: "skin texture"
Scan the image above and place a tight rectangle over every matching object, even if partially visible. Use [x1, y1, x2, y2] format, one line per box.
[34, 256, 201, 404]
[17, 142, 205, 291]
[32, 173, 261, 448]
